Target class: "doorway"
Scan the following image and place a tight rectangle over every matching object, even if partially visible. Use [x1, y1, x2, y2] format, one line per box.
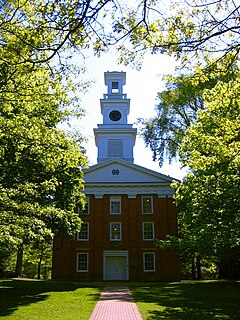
[103, 250, 129, 281]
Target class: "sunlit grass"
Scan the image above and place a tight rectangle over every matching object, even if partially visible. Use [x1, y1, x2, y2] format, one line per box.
[1, 279, 239, 320]
[0, 279, 102, 320]
[130, 280, 240, 320]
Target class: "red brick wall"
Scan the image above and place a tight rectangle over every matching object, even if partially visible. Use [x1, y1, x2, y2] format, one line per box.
[52, 194, 180, 281]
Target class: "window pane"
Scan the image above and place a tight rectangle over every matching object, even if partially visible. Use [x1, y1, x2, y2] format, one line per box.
[77, 253, 88, 272]
[110, 197, 121, 214]
[142, 196, 153, 214]
[110, 223, 121, 241]
[144, 253, 155, 271]
[112, 81, 119, 89]
[143, 222, 154, 240]
[77, 223, 89, 240]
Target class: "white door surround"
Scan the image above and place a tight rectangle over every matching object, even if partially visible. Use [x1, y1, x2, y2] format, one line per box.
[103, 250, 129, 281]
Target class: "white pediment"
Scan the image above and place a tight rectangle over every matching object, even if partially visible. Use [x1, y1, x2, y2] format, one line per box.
[83, 160, 176, 197]
[84, 159, 174, 184]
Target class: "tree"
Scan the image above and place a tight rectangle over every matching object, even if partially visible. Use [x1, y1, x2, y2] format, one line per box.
[116, 0, 240, 69]
[157, 76, 240, 279]
[0, 50, 88, 276]
[23, 243, 53, 279]
[0, 0, 111, 65]
[0, 0, 153, 70]
[139, 56, 239, 165]
[138, 73, 208, 166]
[2, 1, 238, 70]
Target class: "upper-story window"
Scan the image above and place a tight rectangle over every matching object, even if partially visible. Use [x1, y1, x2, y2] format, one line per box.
[142, 196, 153, 214]
[108, 139, 123, 157]
[77, 222, 89, 241]
[78, 196, 89, 215]
[143, 222, 154, 240]
[110, 222, 122, 241]
[110, 196, 121, 214]
[112, 81, 119, 93]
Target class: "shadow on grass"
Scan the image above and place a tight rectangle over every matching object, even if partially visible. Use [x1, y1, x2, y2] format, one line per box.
[0, 279, 101, 317]
[130, 281, 240, 320]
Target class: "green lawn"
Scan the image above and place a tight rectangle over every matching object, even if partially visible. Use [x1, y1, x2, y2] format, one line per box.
[0, 279, 102, 320]
[130, 280, 240, 320]
[1, 279, 239, 320]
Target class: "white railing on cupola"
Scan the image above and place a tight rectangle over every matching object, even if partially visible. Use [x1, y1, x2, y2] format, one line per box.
[103, 93, 127, 100]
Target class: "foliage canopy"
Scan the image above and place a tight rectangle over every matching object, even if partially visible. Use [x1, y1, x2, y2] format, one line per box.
[156, 74, 240, 278]
[0, 1, 90, 268]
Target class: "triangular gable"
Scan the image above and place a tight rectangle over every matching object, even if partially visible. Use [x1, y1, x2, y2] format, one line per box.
[84, 159, 175, 184]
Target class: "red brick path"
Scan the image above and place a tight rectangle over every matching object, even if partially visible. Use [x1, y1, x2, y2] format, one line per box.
[89, 286, 142, 320]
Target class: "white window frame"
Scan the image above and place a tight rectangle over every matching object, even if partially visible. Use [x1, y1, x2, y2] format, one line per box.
[110, 222, 122, 241]
[143, 222, 154, 240]
[77, 222, 89, 241]
[78, 196, 89, 215]
[142, 196, 153, 214]
[77, 253, 89, 272]
[143, 252, 156, 272]
[110, 196, 121, 215]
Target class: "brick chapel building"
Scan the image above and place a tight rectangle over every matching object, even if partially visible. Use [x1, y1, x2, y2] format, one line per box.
[52, 71, 180, 282]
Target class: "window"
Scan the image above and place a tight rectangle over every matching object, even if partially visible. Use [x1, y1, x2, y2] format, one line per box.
[108, 139, 123, 157]
[110, 196, 121, 214]
[77, 253, 88, 272]
[77, 222, 89, 241]
[110, 222, 121, 241]
[78, 197, 89, 215]
[142, 196, 153, 214]
[112, 81, 119, 93]
[143, 222, 154, 240]
[143, 253, 155, 272]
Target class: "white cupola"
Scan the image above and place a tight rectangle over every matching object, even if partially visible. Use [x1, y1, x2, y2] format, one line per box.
[94, 71, 137, 164]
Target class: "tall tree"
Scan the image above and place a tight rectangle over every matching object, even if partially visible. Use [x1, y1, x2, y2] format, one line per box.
[139, 56, 239, 165]
[0, 47, 88, 276]
[157, 75, 240, 279]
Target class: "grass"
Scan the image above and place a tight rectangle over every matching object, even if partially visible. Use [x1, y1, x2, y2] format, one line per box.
[0, 279, 239, 320]
[130, 280, 240, 320]
[0, 279, 102, 320]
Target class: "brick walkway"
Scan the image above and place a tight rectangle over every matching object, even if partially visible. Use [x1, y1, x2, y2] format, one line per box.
[89, 286, 142, 320]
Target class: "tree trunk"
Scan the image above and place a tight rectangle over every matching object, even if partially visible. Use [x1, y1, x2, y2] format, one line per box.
[218, 258, 240, 279]
[196, 255, 202, 280]
[15, 245, 23, 277]
[37, 251, 43, 279]
[191, 256, 196, 280]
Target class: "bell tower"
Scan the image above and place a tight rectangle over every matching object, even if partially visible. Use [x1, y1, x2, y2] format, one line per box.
[94, 71, 137, 164]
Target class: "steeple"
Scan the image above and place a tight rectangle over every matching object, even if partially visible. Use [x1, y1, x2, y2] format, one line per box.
[94, 71, 137, 164]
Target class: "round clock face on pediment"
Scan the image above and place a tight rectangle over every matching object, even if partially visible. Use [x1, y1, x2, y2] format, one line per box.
[109, 110, 122, 121]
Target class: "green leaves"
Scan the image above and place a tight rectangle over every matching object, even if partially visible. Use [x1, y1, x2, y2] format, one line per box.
[151, 58, 240, 278]
[174, 74, 240, 269]
[0, 4, 90, 252]
[116, 0, 239, 69]
[180, 77, 240, 170]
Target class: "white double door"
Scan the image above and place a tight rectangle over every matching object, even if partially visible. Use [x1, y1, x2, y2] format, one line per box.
[104, 251, 128, 281]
